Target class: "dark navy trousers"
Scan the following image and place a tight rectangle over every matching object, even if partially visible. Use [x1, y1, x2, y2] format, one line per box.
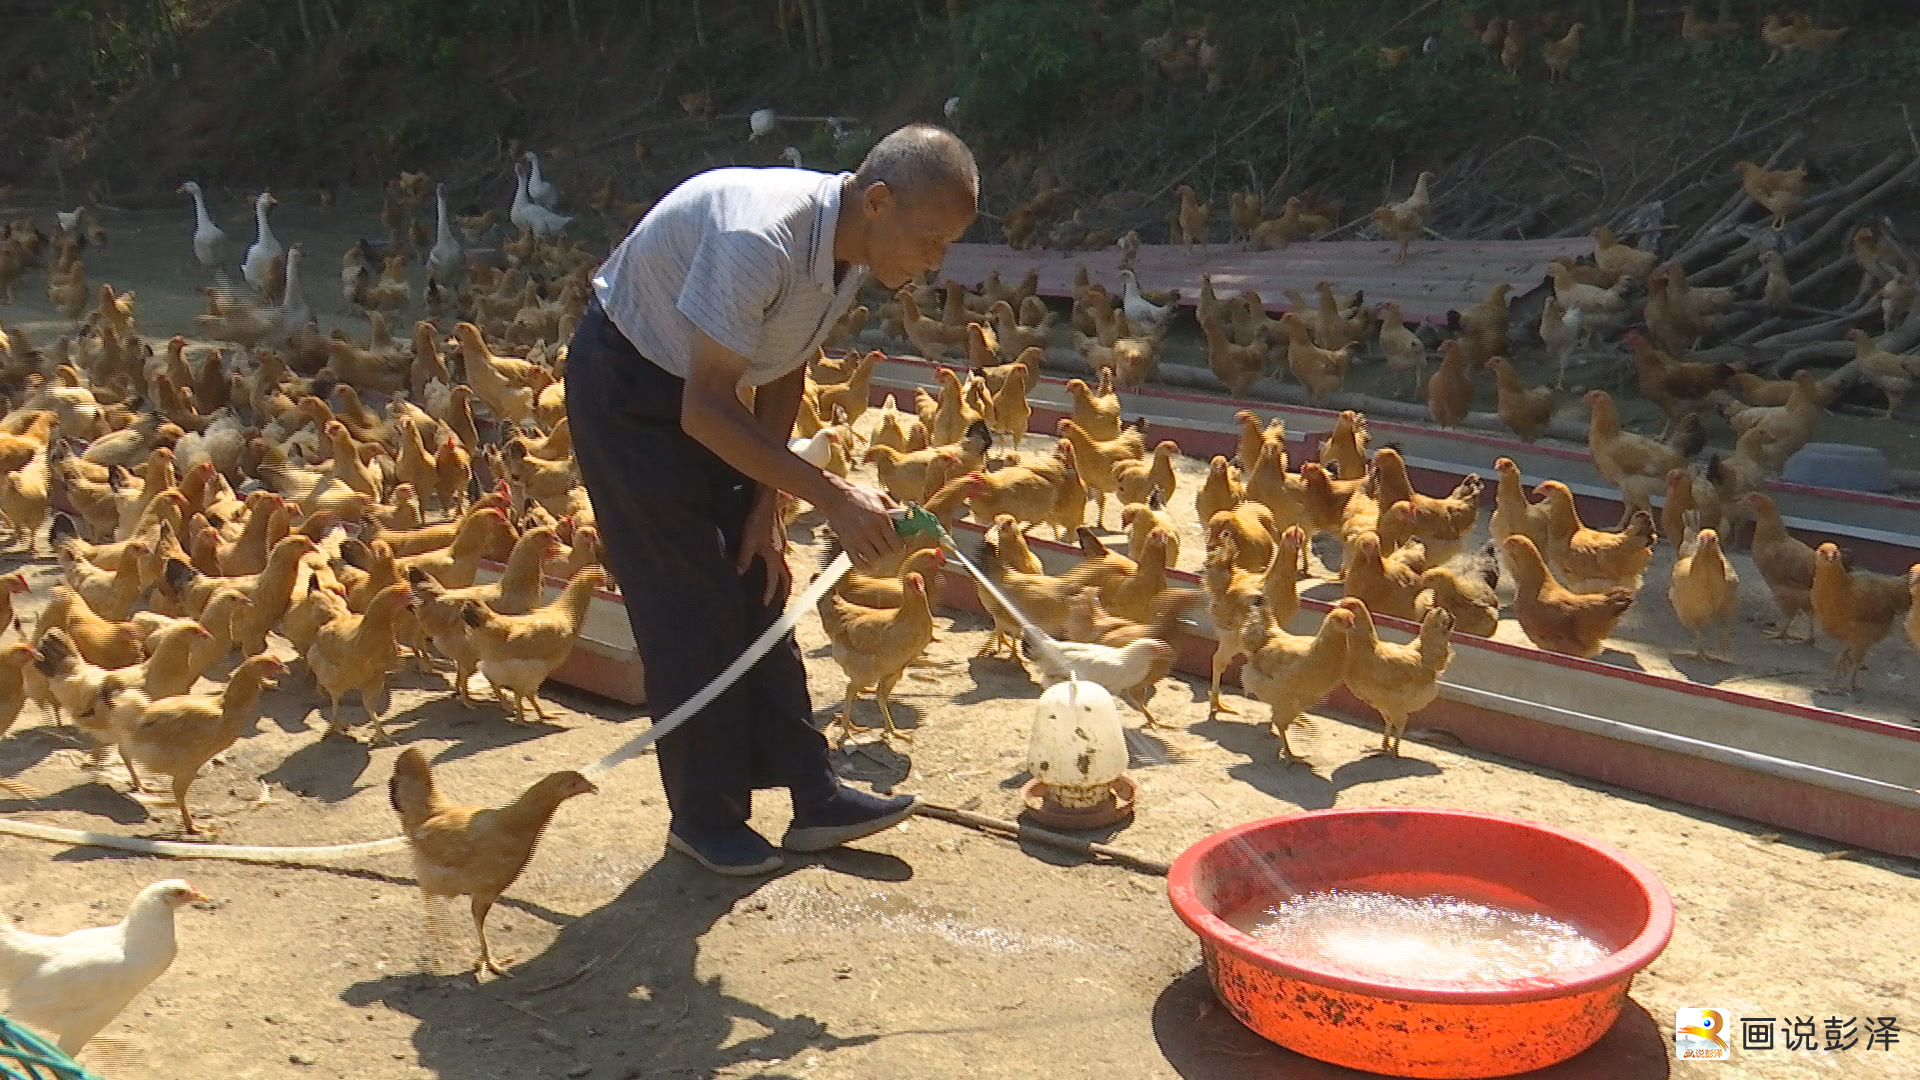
[565, 302, 838, 836]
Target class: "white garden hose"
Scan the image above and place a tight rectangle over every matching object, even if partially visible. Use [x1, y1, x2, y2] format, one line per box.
[0, 553, 857, 867]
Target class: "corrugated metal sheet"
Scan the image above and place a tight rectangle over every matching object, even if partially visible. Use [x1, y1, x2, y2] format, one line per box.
[937, 238, 1591, 323]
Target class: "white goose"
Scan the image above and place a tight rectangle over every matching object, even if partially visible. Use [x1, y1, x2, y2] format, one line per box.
[426, 184, 462, 285]
[510, 164, 571, 236]
[780, 146, 804, 169]
[177, 181, 227, 268]
[523, 151, 559, 208]
[278, 245, 312, 334]
[241, 191, 282, 295]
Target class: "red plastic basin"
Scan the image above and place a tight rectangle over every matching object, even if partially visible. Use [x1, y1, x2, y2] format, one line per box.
[1166, 808, 1674, 1078]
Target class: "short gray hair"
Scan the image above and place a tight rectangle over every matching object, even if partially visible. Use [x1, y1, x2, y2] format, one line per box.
[852, 124, 978, 207]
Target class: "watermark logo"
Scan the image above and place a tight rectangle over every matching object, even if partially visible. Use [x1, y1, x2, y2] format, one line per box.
[1676, 1008, 1732, 1061]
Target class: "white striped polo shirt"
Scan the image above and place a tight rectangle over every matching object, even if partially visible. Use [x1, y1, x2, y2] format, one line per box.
[590, 166, 867, 387]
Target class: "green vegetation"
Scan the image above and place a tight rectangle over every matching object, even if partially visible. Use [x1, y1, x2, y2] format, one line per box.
[2, 0, 1917, 240]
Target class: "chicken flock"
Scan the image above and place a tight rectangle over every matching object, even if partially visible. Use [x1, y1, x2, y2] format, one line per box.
[1, 9, 1916, 1048]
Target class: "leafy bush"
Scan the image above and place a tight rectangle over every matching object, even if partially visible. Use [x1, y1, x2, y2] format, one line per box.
[953, 0, 1102, 139]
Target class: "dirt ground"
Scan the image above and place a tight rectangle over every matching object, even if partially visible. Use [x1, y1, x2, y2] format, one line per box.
[1, 201, 1918, 1080]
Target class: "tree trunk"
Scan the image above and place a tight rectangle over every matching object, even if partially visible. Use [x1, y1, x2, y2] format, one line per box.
[809, 0, 831, 67]
[294, 0, 315, 50]
[567, 0, 582, 41]
[693, 0, 707, 47]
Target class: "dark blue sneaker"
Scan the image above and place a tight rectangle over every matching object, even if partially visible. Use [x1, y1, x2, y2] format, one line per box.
[666, 825, 784, 876]
[782, 787, 921, 852]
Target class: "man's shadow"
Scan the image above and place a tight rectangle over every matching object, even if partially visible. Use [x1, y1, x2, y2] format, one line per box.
[344, 853, 887, 1079]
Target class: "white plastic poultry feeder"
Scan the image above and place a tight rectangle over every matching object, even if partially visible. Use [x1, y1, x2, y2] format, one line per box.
[1023, 678, 1136, 828]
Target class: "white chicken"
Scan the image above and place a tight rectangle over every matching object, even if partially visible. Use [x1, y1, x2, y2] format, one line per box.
[178, 181, 227, 268]
[787, 432, 834, 469]
[0, 879, 206, 1056]
[1029, 632, 1169, 706]
[1119, 270, 1176, 334]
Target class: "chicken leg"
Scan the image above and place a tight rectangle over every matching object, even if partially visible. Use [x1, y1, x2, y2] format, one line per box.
[468, 891, 513, 976]
[1208, 645, 1240, 716]
[1122, 688, 1163, 729]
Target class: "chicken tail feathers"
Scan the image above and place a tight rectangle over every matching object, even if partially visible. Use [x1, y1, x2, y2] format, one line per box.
[0, 916, 39, 991]
[1665, 412, 1706, 460]
[388, 746, 439, 831]
[48, 511, 79, 545]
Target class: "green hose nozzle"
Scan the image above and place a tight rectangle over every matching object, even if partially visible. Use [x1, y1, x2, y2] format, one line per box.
[889, 503, 946, 543]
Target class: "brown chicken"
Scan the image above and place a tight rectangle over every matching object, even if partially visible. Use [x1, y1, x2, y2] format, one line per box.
[1907, 566, 1920, 654]
[1627, 329, 1730, 426]
[1536, 481, 1656, 594]
[1341, 532, 1427, 621]
[1717, 371, 1820, 471]
[1486, 357, 1554, 441]
[102, 653, 285, 834]
[1488, 457, 1552, 551]
[1668, 521, 1739, 661]
[1658, 468, 1716, 555]
[1278, 313, 1350, 406]
[1584, 389, 1703, 522]
[460, 565, 609, 724]
[1426, 340, 1473, 429]
[1370, 171, 1433, 264]
[820, 571, 935, 742]
[389, 747, 595, 976]
[1541, 22, 1584, 81]
[1734, 160, 1809, 230]
[1238, 601, 1349, 761]
[1415, 565, 1500, 638]
[31, 586, 143, 670]
[974, 518, 1065, 662]
[1843, 329, 1917, 420]
[1195, 455, 1244, 530]
[1810, 544, 1910, 693]
[1501, 535, 1634, 659]
[1337, 598, 1453, 756]
[1057, 418, 1144, 529]
[1202, 308, 1266, 397]
[311, 583, 415, 742]
[1591, 225, 1657, 283]
[1741, 492, 1817, 642]
[1114, 440, 1179, 508]
[1206, 502, 1278, 574]
[1065, 374, 1122, 441]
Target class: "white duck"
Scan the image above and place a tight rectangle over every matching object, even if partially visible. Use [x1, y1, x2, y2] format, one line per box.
[944, 96, 961, 121]
[510, 164, 572, 236]
[1120, 269, 1176, 332]
[0, 879, 206, 1056]
[240, 191, 282, 295]
[749, 108, 777, 142]
[426, 184, 463, 286]
[780, 146, 804, 169]
[177, 181, 227, 268]
[523, 150, 559, 208]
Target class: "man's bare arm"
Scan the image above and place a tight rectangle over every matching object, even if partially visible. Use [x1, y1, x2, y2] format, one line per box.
[681, 330, 900, 565]
[751, 365, 808, 451]
[682, 331, 834, 505]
